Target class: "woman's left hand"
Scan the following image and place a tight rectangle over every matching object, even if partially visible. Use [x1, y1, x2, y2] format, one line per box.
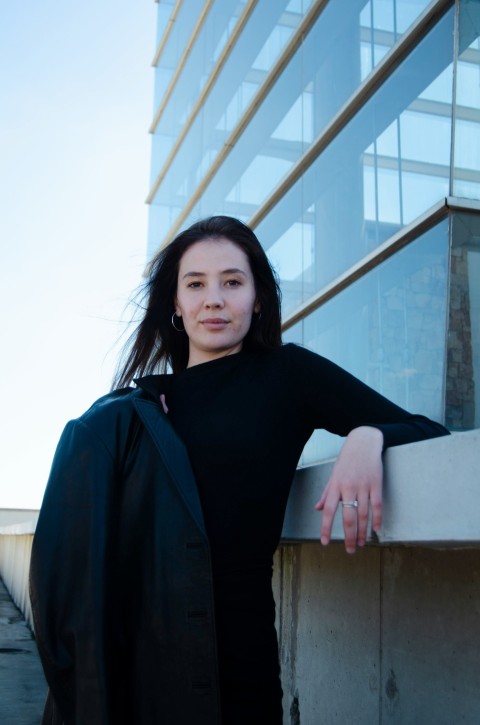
[315, 426, 384, 554]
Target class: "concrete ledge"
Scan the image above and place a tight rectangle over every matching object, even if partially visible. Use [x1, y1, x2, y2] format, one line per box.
[0, 510, 39, 528]
[0, 521, 37, 536]
[281, 429, 480, 546]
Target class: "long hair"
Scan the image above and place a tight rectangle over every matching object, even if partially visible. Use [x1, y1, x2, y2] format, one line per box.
[113, 216, 282, 387]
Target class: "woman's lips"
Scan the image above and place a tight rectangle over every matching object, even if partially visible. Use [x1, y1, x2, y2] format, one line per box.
[201, 318, 229, 329]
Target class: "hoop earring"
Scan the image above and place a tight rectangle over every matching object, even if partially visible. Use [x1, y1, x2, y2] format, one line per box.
[171, 313, 185, 332]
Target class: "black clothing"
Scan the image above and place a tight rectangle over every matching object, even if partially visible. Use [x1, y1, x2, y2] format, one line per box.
[30, 344, 448, 724]
[162, 344, 444, 566]
[141, 343, 449, 721]
[30, 388, 221, 725]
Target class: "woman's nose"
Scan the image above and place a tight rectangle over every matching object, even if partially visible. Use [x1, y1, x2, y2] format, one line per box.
[205, 297, 223, 308]
[204, 288, 224, 308]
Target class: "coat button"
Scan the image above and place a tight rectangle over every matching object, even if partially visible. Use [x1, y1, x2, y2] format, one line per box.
[186, 540, 205, 550]
[191, 677, 212, 694]
[187, 607, 208, 622]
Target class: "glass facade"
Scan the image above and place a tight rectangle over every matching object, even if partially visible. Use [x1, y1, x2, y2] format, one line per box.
[150, 0, 250, 183]
[148, 0, 480, 464]
[255, 6, 454, 316]
[149, 0, 315, 236]
[453, 2, 480, 199]
[286, 219, 450, 463]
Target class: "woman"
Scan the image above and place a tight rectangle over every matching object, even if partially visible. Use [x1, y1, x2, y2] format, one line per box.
[30, 216, 448, 724]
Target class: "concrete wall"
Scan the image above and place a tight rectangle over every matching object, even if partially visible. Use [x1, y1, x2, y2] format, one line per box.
[274, 544, 480, 725]
[0, 522, 36, 629]
[274, 430, 480, 724]
[0, 508, 38, 625]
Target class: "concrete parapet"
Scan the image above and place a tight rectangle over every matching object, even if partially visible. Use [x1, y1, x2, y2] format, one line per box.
[0, 521, 36, 629]
[274, 543, 480, 724]
[276, 429, 480, 724]
[282, 429, 480, 546]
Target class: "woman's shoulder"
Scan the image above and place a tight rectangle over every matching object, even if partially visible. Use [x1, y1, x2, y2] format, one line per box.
[82, 386, 139, 415]
[263, 344, 348, 391]
[271, 342, 330, 368]
[68, 386, 145, 434]
[53, 387, 151, 458]
[247, 344, 333, 387]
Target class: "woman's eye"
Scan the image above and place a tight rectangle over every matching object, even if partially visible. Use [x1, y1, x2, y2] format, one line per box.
[187, 281, 202, 288]
[226, 279, 241, 287]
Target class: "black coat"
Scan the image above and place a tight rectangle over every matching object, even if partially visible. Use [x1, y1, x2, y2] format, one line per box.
[30, 383, 221, 724]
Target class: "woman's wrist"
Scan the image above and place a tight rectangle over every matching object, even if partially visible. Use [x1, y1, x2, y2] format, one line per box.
[345, 425, 384, 450]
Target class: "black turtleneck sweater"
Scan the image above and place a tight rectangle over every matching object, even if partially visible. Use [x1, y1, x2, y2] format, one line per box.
[154, 343, 448, 721]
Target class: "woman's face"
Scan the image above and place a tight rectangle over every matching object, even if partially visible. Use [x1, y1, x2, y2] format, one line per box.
[175, 237, 260, 367]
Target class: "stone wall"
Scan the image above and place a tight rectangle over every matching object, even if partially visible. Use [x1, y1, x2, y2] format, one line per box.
[446, 243, 475, 430]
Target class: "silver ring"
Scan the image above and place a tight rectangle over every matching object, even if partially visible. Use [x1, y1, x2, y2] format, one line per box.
[341, 500, 358, 508]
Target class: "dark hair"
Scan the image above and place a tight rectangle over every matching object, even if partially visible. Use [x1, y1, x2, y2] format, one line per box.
[113, 216, 282, 387]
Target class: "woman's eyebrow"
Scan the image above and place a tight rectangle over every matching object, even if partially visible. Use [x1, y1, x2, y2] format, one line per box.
[221, 268, 247, 276]
[182, 268, 247, 280]
[182, 271, 205, 279]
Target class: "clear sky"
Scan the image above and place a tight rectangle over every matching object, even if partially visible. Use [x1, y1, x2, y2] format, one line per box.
[0, 1, 157, 508]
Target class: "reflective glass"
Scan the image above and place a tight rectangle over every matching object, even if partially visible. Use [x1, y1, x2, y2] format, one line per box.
[153, 0, 205, 113]
[148, 0, 314, 256]
[155, 0, 176, 49]
[446, 213, 480, 430]
[181, 0, 436, 237]
[151, 0, 248, 183]
[359, 0, 431, 80]
[254, 8, 454, 318]
[297, 221, 449, 465]
[453, 1, 480, 199]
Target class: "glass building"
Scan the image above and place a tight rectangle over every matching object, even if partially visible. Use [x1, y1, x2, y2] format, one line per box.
[147, 0, 480, 465]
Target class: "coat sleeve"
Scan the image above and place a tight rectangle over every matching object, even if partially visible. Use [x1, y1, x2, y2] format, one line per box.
[29, 418, 119, 725]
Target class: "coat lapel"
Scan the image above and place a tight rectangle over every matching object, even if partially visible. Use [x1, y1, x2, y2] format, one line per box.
[133, 397, 206, 534]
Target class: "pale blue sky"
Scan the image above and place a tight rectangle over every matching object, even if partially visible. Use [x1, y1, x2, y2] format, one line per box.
[0, 1, 156, 507]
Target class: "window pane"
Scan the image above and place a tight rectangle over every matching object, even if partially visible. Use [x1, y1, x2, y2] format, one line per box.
[255, 8, 454, 318]
[181, 0, 435, 232]
[153, 0, 205, 113]
[151, 0, 249, 182]
[452, 1, 480, 199]
[155, 0, 175, 49]
[148, 1, 437, 256]
[296, 220, 449, 465]
[359, 0, 432, 79]
[148, 1, 313, 256]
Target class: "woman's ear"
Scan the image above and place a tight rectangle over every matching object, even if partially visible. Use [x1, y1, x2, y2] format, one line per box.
[254, 300, 261, 314]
